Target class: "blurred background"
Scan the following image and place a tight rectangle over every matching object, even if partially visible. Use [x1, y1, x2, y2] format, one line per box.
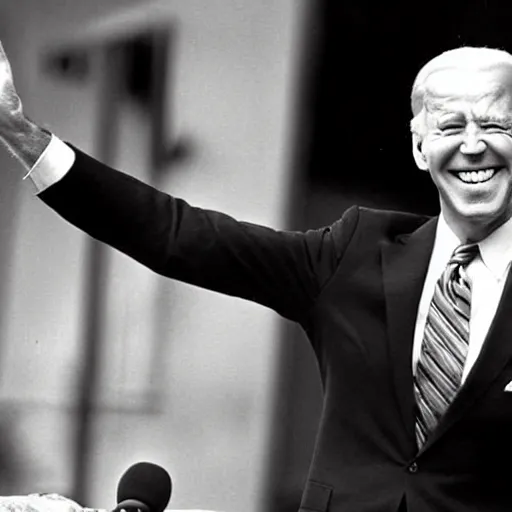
[0, 0, 508, 511]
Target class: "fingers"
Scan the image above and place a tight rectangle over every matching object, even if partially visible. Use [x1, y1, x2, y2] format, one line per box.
[0, 40, 10, 67]
[0, 39, 22, 119]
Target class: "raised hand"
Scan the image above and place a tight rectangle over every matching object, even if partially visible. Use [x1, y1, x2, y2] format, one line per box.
[0, 40, 23, 129]
[0, 40, 51, 169]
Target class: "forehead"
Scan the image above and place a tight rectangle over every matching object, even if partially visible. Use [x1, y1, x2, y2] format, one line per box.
[423, 66, 512, 118]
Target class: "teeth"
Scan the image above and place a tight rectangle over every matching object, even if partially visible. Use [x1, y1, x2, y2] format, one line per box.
[457, 168, 497, 183]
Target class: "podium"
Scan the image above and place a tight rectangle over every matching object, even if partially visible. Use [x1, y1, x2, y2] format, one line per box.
[0, 494, 220, 512]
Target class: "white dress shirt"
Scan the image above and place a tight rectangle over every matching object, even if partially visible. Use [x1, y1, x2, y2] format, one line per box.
[28, 136, 512, 383]
[24, 135, 75, 194]
[413, 211, 512, 383]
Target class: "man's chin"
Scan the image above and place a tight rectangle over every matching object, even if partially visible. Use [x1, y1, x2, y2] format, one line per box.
[446, 201, 512, 238]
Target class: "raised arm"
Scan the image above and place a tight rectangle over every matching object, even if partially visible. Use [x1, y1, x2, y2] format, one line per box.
[0, 40, 359, 323]
[38, 145, 359, 321]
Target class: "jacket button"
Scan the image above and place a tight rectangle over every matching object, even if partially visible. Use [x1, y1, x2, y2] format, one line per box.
[408, 462, 418, 473]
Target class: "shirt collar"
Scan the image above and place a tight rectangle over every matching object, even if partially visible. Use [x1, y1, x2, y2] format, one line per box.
[434, 214, 461, 270]
[437, 213, 512, 281]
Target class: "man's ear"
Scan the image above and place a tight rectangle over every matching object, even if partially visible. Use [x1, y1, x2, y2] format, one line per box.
[412, 134, 429, 171]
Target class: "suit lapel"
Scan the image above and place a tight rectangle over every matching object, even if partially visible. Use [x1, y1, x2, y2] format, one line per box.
[381, 217, 438, 448]
[419, 265, 512, 453]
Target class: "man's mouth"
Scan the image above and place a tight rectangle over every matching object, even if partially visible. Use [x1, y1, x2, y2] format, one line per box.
[450, 167, 503, 184]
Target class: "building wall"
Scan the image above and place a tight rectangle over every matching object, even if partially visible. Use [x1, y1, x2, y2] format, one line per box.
[0, 1, 309, 511]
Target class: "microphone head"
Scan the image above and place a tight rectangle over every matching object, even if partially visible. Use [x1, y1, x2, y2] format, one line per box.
[116, 462, 172, 512]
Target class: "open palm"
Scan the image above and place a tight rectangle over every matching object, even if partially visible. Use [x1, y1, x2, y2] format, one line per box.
[0, 41, 22, 122]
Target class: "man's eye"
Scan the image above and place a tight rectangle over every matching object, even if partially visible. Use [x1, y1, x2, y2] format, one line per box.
[482, 123, 509, 130]
[440, 124, 464, 132]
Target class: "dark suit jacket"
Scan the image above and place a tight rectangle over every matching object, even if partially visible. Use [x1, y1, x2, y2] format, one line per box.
[39, 146, 512, 512]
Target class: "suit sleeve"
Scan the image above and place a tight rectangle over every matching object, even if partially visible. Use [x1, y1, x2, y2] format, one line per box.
[39, 145, 360, 322]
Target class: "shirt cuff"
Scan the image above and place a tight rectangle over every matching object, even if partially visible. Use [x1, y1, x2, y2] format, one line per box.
[24, 135, 76, 194]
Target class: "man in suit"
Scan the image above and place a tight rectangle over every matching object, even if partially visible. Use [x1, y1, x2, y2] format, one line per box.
[1, 40, 512, 511]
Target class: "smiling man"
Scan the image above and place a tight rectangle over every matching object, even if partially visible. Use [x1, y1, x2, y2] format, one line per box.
[411, 47, 512, 242]
[2, 42, 512, 512]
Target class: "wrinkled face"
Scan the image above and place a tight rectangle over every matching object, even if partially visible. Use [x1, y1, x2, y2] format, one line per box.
[413, 65, 512, 238]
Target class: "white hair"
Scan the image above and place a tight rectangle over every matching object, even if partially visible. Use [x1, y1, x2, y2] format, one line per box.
[410, 46, 512, 138]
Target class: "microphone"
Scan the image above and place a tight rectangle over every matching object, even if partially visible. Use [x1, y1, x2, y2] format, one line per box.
[113, 462, 172, 512]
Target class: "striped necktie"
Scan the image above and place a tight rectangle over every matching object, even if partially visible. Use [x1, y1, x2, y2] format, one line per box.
[414, 242, 479, 448]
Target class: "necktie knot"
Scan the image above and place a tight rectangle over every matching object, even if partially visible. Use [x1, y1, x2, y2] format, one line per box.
[449, 243, 479, 269]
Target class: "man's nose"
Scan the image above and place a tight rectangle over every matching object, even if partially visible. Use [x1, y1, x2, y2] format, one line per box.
[459, 129, 487, 155]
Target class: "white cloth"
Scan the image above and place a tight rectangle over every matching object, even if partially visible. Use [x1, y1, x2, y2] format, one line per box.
[0, 494, 83, 512]
[0, 494, 221, 512]
[24, 136, 75, 194]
